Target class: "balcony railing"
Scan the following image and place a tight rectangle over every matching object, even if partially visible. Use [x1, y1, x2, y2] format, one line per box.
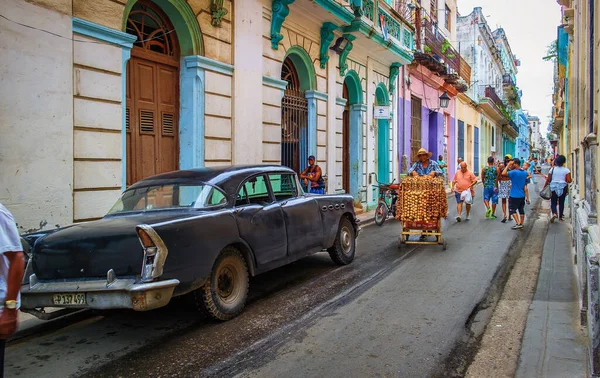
[412, 7, 471, 84]
[352, 0, 414, 49]
[484, 86, 505, 110]
[502, 74, 516, 87]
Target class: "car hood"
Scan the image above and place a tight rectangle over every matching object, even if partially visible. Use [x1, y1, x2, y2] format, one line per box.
[32, 211, 198, 280]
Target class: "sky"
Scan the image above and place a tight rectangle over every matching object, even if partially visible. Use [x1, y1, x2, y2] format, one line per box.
[456, 0, 561, 124]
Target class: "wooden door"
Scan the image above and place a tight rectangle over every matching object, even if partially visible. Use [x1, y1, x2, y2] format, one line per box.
[125, 0, 179, 187]
[126, 55, 179, 186]
[342, 82, 350, 193]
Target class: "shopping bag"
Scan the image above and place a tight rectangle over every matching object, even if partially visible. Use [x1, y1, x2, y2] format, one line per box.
[540, 185, 552, 200]
[460, 190, 473, 204]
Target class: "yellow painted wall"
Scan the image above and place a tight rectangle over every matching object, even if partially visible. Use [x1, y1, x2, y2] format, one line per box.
[456, 96, 479, 169]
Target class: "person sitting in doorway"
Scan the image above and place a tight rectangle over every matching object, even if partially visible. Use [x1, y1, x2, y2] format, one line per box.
[408, 148, 443, 178]
[299, 155, 325, 194]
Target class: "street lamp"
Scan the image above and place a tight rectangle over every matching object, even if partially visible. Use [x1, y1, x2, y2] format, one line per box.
[429, 91, 451, 113]
[330, 36, 350, 54]
[439, 91, 450, 109]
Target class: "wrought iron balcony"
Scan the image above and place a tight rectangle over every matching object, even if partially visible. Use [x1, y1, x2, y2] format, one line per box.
[353, 0, 415, 48]
[483, 86, 505, 110]
[412, 7, 471, 84]
[502, 74, 516, 87]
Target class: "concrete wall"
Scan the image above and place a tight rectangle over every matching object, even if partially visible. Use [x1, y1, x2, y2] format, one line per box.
[0, 0, 73, 232]
[72, 34, 124, 221]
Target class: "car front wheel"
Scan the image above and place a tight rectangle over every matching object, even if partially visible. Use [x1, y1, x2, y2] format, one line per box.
[328, 217, 356, 265]
[195, 247, 249, 321]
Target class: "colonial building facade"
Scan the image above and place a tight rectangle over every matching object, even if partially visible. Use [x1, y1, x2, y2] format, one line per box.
[399, 0, 469, 175]
[551, 0, 600, 372]
[1, 0, 415, 230]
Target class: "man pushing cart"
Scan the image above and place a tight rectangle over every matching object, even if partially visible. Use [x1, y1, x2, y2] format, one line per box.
[398, 148, 448, 249]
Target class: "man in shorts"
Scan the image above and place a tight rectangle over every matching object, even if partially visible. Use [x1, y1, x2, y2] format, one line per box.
[502, 158, 529, 229]
[452, 162, 477, 222]
[481, 156, 499, 219]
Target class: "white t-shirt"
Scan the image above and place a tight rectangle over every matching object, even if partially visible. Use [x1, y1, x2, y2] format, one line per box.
[550, 166, 570, 183]
[0, 203, 22, 309]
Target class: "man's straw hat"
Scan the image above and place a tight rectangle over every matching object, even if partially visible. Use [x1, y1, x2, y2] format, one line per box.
[417, 148, 432, 158]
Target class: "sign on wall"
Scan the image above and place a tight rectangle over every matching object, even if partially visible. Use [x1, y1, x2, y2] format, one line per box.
[374, 106, 391, 119]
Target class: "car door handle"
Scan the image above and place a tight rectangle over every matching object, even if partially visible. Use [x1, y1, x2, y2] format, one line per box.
[234, 208, 242, 214]
[280, 201, 288, 206]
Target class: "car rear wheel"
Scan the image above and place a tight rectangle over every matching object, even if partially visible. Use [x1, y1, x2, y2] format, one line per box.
[328, 217, 356, 265]
[195, 247, 249, 321]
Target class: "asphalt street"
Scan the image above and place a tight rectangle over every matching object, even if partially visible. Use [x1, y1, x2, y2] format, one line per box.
[5, 183, 541, 377]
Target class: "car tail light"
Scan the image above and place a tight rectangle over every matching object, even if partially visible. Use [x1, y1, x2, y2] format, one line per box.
[136, 225, 169, 283]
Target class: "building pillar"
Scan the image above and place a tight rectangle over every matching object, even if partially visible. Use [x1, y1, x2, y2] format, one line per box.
[326, 60, 337, 194]
[233, 0, 262, 164]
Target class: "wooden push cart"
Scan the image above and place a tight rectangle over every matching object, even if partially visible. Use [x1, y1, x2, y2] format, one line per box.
[399, 218, 447, 250]
[395, 176, 448, 250]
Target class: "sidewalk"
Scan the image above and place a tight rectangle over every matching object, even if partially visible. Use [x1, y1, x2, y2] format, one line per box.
[516, 212, 589, 377]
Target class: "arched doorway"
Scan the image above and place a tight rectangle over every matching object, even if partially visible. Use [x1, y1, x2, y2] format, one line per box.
[375, 84, 390, 183]
[125, 0, 180, 186]
[281, 57, 308, 173]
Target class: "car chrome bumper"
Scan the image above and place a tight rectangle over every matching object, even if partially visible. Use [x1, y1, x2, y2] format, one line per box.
[21, 276, 180, 311]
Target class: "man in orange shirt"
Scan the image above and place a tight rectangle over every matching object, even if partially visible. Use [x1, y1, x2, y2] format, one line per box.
[451, 162, 478, 222]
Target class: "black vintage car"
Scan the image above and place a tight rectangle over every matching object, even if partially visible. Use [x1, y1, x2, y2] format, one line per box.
[21, 165, 359, 320]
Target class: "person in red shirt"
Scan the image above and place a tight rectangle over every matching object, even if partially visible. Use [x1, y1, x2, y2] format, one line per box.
[451, 162, 478, 222]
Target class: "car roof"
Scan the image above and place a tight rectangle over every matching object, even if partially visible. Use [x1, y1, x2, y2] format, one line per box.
[127, 165, 297, 194]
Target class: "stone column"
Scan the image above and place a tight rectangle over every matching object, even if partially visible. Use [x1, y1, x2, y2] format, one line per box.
[233, 0, 263, 164]
[326, 60, 337, 194]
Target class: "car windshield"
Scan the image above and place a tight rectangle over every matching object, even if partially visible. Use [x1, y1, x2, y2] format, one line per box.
[107, 183, 228, 214]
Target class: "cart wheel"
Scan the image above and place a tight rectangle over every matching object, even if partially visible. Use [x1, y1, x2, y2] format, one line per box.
[442, 240, 447, 250]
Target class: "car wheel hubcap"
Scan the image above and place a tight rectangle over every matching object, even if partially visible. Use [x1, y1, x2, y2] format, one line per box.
[217, 266, 235, 300]
[341, 226, 353, 254]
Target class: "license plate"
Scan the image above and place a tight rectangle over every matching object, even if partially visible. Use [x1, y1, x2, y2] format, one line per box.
[52, 293, 86, 305]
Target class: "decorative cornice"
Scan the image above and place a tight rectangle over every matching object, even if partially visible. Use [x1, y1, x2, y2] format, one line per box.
[320, 22, 339, 69]
[184, 55, 233, 76]
[306, 90, 328, 101]
[339, 34, 356, 76]
[312, 0, 414, 64]
[263, 76, 288, 91]
[210, 0, 228, 27]
[388, 62, 402, 94]
[336, 97, 348, 106]
[271, 0, 295, 49]
[351, 103, 368, 112]
[73, 18, 137, 49]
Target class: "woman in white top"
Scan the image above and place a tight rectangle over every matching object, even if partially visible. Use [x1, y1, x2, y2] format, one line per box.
[542, 155, 572, 222]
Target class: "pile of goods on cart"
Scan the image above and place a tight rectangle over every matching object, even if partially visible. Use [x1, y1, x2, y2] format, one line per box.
[395, 175, 448, 249]
[395, 176, 448, 225]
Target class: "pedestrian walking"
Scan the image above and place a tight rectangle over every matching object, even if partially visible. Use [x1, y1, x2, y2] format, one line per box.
[527, 157, 536, 184]
[456, 157, 463, 172]
[299, 155, 325, 194]
[502, 159, 529, 230]
[497, 161, 512, 222]
[543, 154, 572, 223]
[437, 155, 448, 183]
[451, 162, 477, 222]
[522, 161, 532, 205]
[408, 148, 443, 177]
[481, 156, 499, 219]
[0, 203, 25, 377]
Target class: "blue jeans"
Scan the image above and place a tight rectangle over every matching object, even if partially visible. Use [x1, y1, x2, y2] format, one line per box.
[551, 190, 567, 218]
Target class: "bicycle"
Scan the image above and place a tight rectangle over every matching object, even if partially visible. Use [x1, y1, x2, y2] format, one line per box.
[374, 177, 398, 226]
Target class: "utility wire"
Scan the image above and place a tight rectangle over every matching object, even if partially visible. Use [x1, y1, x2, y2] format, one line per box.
[0, 13, 175, 45]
